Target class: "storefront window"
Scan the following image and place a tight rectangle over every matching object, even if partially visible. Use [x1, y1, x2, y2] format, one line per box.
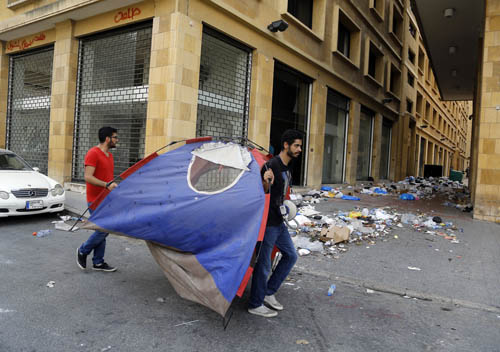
[356, 108, 374, 180]
[379, 118, 392, 179]
[73, 22, 152, 181]
[196, 27, 252, 139]
[419, 137, 426, 177]
[322, 89, 348, 184]
[6, 47, 54, 174]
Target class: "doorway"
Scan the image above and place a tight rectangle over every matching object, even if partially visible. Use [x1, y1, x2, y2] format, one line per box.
[322, 89, 348, 184]
[356, 107, 374, 180]
[379, 118, 392, 180]
[270, 62, 312, 185]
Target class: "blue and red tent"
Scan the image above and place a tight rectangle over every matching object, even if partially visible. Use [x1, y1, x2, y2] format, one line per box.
[83, 137, 270, 317]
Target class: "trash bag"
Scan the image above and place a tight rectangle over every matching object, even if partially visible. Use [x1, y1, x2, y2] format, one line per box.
[374, 187, 388, 194]
[341, 195, 361, 201]
[400, 193, 416, 200]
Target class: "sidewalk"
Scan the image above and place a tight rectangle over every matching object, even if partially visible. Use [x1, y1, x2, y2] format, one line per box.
[64, 189, 88, 218]
[300, 194, 500, 312]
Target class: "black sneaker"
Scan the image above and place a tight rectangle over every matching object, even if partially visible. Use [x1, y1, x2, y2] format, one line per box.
[76, 248, 87, 270]
[92, 262, 117, 272]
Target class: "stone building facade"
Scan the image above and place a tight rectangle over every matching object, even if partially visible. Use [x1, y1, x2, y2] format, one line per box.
[0, 0, 470, 190]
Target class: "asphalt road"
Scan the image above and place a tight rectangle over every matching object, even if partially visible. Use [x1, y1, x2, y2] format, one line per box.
[1, 213, 499, 352]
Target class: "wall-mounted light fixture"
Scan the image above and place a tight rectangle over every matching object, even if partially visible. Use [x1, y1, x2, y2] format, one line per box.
[469, 114, 473, 120]
[267, 20, 289, 32]
[444, 8, 455, 18]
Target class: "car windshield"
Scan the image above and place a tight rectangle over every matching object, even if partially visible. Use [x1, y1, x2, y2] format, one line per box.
[0, 152, 33, 171]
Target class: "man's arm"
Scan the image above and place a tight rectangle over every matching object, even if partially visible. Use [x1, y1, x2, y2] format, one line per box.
[84, 165, 117, 191]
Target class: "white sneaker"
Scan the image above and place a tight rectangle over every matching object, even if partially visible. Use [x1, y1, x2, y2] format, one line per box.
[248, 305, 278, 317]
[264, 294, 283, 311]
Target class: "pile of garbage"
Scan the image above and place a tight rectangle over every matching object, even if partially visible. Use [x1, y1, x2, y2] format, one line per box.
[290, 206, 400, 258]
[291, 206, 462, 258]
[393, 176, 471, 206]
[293, 175, 472, 210]
[288, 176, 467, 258]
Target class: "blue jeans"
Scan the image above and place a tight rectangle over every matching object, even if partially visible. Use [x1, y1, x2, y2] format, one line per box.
[79, 204, 108, 265]
[249, 223, 298, 308]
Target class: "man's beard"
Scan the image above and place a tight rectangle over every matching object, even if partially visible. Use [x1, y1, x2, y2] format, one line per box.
[287, 149, 299, 159]
[108, 141, 116, 149]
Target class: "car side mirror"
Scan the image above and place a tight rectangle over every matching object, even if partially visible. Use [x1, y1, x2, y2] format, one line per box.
[33, 167, 40, 172]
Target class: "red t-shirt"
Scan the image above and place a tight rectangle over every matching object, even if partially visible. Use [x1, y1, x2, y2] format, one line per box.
[84, 146, 114, 203]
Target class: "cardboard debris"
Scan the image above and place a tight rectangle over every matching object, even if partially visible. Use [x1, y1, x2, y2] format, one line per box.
[321, 226, 350, 244]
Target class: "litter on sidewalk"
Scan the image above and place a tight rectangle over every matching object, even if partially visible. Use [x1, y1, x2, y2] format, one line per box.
[288, 175, 466, 260]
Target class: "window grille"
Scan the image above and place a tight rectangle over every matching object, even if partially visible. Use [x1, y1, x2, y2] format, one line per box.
[196, 27, 252, 140]
[72, 22, 152, 181]
[6, 46, 54, 174]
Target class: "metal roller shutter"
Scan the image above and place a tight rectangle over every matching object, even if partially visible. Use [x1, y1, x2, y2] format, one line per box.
[6, 47, 54, 174]
[72, 22, 152, 181]
[196, 27, 252, 139]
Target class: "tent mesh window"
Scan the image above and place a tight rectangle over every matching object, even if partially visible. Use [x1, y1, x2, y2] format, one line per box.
[196, 27, 252, 139]
[72, 22, 152, 181]
[189, 157, 243, 193]
[6, 46, 54, 174]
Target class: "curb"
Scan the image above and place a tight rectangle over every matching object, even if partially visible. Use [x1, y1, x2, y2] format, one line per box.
[64, 205, 88, 220]
[294, 266, 500, 314]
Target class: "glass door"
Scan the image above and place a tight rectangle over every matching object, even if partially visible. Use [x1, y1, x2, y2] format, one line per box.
[322, 89, 348, 184]
[419, 137, 426, 177]
[379, 118, 392, 179]
[356, 108, 374, 180]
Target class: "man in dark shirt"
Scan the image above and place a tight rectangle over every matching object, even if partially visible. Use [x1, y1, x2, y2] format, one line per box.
[248, 129, 303, 318]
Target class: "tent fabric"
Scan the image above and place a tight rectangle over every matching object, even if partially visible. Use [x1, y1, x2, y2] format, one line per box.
[147, 242, 231, 316]
[83, 141, 267, 316]
[191, 142, 251, 171]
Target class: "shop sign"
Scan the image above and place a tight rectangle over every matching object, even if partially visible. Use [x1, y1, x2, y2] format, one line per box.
[114, 7, 142, 23]
[7, 33, 46, 51]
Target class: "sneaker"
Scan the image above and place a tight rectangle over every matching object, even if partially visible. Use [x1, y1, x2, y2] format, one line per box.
[248, 305, 278, 318]
[264, 295, 284, 311]
[92, 262, 117, 272]
[76, 248, 87, 270]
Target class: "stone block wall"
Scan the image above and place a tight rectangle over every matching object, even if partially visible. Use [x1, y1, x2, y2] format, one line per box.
[475, 0, 500, 223]
[145, 7, 202, 154]
[47, 20, 78, 183]
[0, 43, 7, 149]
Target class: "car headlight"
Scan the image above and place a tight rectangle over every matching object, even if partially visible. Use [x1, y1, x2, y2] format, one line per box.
[0, 191, 9, 200]
[51, 184, 64, 196]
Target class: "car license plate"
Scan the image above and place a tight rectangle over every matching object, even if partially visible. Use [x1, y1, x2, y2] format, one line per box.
[26, 200, 44, 210]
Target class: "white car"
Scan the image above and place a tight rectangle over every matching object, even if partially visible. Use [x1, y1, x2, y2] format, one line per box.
[0, 149, 65, 217]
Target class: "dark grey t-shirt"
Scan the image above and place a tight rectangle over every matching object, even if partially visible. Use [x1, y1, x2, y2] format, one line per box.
[261, 156, 291, 226]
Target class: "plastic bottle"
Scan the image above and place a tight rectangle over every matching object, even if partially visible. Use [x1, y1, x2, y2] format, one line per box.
[327, 284, 336, 296]
[33, 229, 52, 238]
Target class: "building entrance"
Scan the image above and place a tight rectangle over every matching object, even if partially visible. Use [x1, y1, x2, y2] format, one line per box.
[356, 107, 374, 180]
[196, 27, 252, 139]
[72, 22, 152, 181]
[270, 62, 312, 185]
[6, 46, 54, 174]
[380, 118, 392, 180]
[322, 89, 348, 184]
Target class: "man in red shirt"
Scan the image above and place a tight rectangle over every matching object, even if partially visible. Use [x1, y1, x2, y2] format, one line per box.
[76, 127, 119, 272]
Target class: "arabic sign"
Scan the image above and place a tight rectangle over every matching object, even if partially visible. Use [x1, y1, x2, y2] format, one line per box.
[114, 8, 142, 23]
[7, 33, 46, 52]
